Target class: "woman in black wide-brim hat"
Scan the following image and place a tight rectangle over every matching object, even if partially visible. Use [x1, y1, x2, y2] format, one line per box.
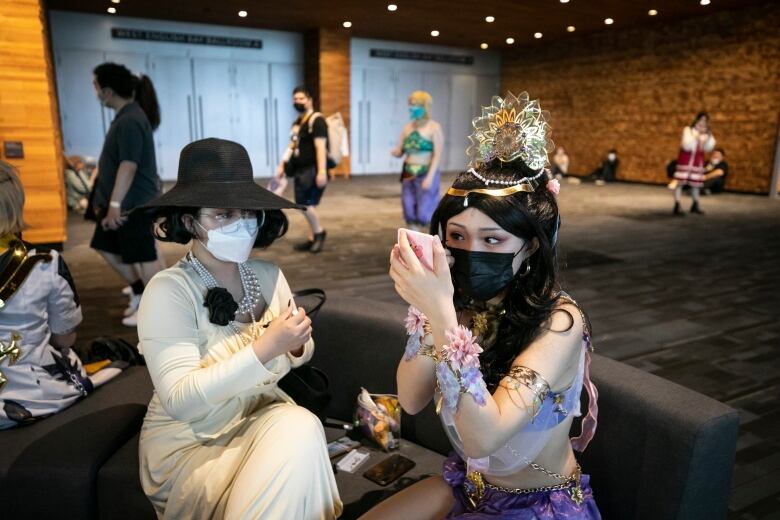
[136, 138, 342, 519]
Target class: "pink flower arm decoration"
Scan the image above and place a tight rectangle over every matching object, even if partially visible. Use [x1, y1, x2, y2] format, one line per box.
[442, 325, 483, 372]
[404, 306, 427, 336]
[547, 178, 561, 196]
[403, 306, 428, 360]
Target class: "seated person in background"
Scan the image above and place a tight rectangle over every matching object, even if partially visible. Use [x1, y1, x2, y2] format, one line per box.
[591, 149, 619, 186]
[703, 147, 728, 195]
[551, 146, 569, 180]
[137, 139, 341, 519]
[63, 154, 94, 213]
[364, 92, 600, 519]
[0, 161, 123, 430]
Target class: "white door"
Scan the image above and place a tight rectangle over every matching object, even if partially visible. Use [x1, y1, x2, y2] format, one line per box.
[233, 61, 271, 177]
[148, 55, 194, 180]
[362, 68, 396, 174]
[449, 74, 478, 172]
[55, 49, 106, 158]
[423, 73, 452, 171]
[269, 63, 303, 170]
[192, 58, 234, 142]
[476, 76, 501, 112]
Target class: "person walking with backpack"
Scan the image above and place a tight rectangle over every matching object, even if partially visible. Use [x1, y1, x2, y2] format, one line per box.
[275, 87, 329, 253]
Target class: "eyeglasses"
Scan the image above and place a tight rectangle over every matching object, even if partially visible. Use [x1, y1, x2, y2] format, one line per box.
[199, 209, 263, 233]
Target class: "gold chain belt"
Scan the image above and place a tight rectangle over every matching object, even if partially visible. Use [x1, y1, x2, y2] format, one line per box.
[464, 463, 584, 509]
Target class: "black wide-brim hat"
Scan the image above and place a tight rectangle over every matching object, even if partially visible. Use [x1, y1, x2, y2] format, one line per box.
[140, 138, 303, 211]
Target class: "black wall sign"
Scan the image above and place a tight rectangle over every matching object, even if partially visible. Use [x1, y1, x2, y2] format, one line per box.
[111, 28, 262, 49]
[370, 49, 473, 65]
[3, 141, 24, 159]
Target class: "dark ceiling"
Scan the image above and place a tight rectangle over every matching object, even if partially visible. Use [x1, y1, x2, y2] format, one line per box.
[46, 0, 758, 49]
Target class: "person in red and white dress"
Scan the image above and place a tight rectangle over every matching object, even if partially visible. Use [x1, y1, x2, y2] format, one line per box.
[673, 112, 716, 215]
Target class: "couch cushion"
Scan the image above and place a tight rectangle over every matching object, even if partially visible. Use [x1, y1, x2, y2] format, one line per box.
[98, 432, 156, 520]
[580, 354, 739, 520]
[0, 367, 153, 519]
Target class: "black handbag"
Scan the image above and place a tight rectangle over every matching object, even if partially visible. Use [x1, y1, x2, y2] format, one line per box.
[84, 337, 145, 366]
[277, 289, 331, 420]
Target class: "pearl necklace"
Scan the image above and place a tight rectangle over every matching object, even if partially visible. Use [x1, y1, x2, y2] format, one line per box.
[187, 252, 263, 342]
[467, 167, 546, 187]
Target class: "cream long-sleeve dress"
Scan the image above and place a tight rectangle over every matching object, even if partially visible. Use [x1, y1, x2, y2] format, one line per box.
[137, 257, 342, 519]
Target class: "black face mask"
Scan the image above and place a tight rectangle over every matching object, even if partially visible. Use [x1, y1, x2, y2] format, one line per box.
[293, 103, 307, 113]
[449, 247, 522, 302]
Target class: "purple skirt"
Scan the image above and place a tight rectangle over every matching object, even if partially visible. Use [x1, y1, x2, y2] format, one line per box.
[442, 454, 601, 519]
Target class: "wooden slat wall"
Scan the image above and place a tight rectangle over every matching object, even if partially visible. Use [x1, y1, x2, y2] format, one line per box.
[0, 0, 66, 244]
[502, 1, 780, 194]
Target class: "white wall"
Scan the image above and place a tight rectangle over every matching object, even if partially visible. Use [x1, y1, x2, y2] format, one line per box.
[50, 11, 304, 179]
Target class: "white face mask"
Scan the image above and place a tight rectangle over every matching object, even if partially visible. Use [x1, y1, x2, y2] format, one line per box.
[607, 153, 617, 161]
[195, 218, 259, 264]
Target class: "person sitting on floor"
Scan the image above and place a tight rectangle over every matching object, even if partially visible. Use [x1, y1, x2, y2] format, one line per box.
[63, 154, 94, 213]
[703, 147, 729, 195]
[136, 138, 342, 519]
[363, 92, 600, 519]
[590, 149, 619, 186]
[0, 161, 124, 430]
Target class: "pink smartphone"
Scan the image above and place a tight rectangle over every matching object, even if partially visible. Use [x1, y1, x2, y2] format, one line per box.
[398, 228, 435, 270]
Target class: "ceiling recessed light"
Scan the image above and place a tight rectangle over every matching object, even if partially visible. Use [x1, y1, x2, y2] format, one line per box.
[700, 0, 711, 5]
[238, 10, 247, 17]
[387, 4, 398, 11]
[506, 37, 515, 44]
[480, 43, 489, 49]
[431, 30, 440, 37]
[560, 0, 570, 3]
[343, 21, 352, 28]
[111, 0, 120, 3]
[648, 9, 658, 16]
[534, 32, 543, 39]
[604, 18, 614, 25]
[567, 25, 576, 32]
[485, 16, 495, 23]
[107, 6, 116, 13]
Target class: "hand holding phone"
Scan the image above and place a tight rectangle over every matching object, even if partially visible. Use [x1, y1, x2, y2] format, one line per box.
[397, 228, 435, 271]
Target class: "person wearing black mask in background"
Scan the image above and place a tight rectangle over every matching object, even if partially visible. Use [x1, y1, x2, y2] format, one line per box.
[592, 149, 619, 186]
[89, 62, 164, 327]
[703, 148, 729, 195]
[274, 87, 329, 253]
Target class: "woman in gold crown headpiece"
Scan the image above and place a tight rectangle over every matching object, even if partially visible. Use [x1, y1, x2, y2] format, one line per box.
[363, 93, 601, 519]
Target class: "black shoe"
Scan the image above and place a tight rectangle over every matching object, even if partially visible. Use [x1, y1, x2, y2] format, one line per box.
[673, 202, 685, 216]
[690, 202, 704, 214]
[309, 231, 327, 254]
[293, 239, 314, 252]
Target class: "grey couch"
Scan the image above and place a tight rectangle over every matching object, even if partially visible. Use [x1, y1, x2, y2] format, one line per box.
[0, 297, 739, 519]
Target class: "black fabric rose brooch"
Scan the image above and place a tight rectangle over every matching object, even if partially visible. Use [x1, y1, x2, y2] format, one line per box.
[203, 287, 238, 326]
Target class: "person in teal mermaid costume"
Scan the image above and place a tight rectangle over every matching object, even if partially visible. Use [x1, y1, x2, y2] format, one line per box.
[392, 90, 444, 230]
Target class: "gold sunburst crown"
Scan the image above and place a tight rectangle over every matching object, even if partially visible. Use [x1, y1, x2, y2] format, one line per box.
[466, 91, 553, 171]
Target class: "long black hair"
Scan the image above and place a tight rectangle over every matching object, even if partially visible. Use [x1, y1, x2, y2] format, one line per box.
[691, 111, 709, 128]
[430, 159, 564, 391]
[94, 62, 160, 130]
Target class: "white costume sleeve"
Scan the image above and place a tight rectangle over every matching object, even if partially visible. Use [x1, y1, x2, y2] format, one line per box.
[44, 250, 83, 335]
[138, 274, 285, 422]
[680, 127, 697, 152]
